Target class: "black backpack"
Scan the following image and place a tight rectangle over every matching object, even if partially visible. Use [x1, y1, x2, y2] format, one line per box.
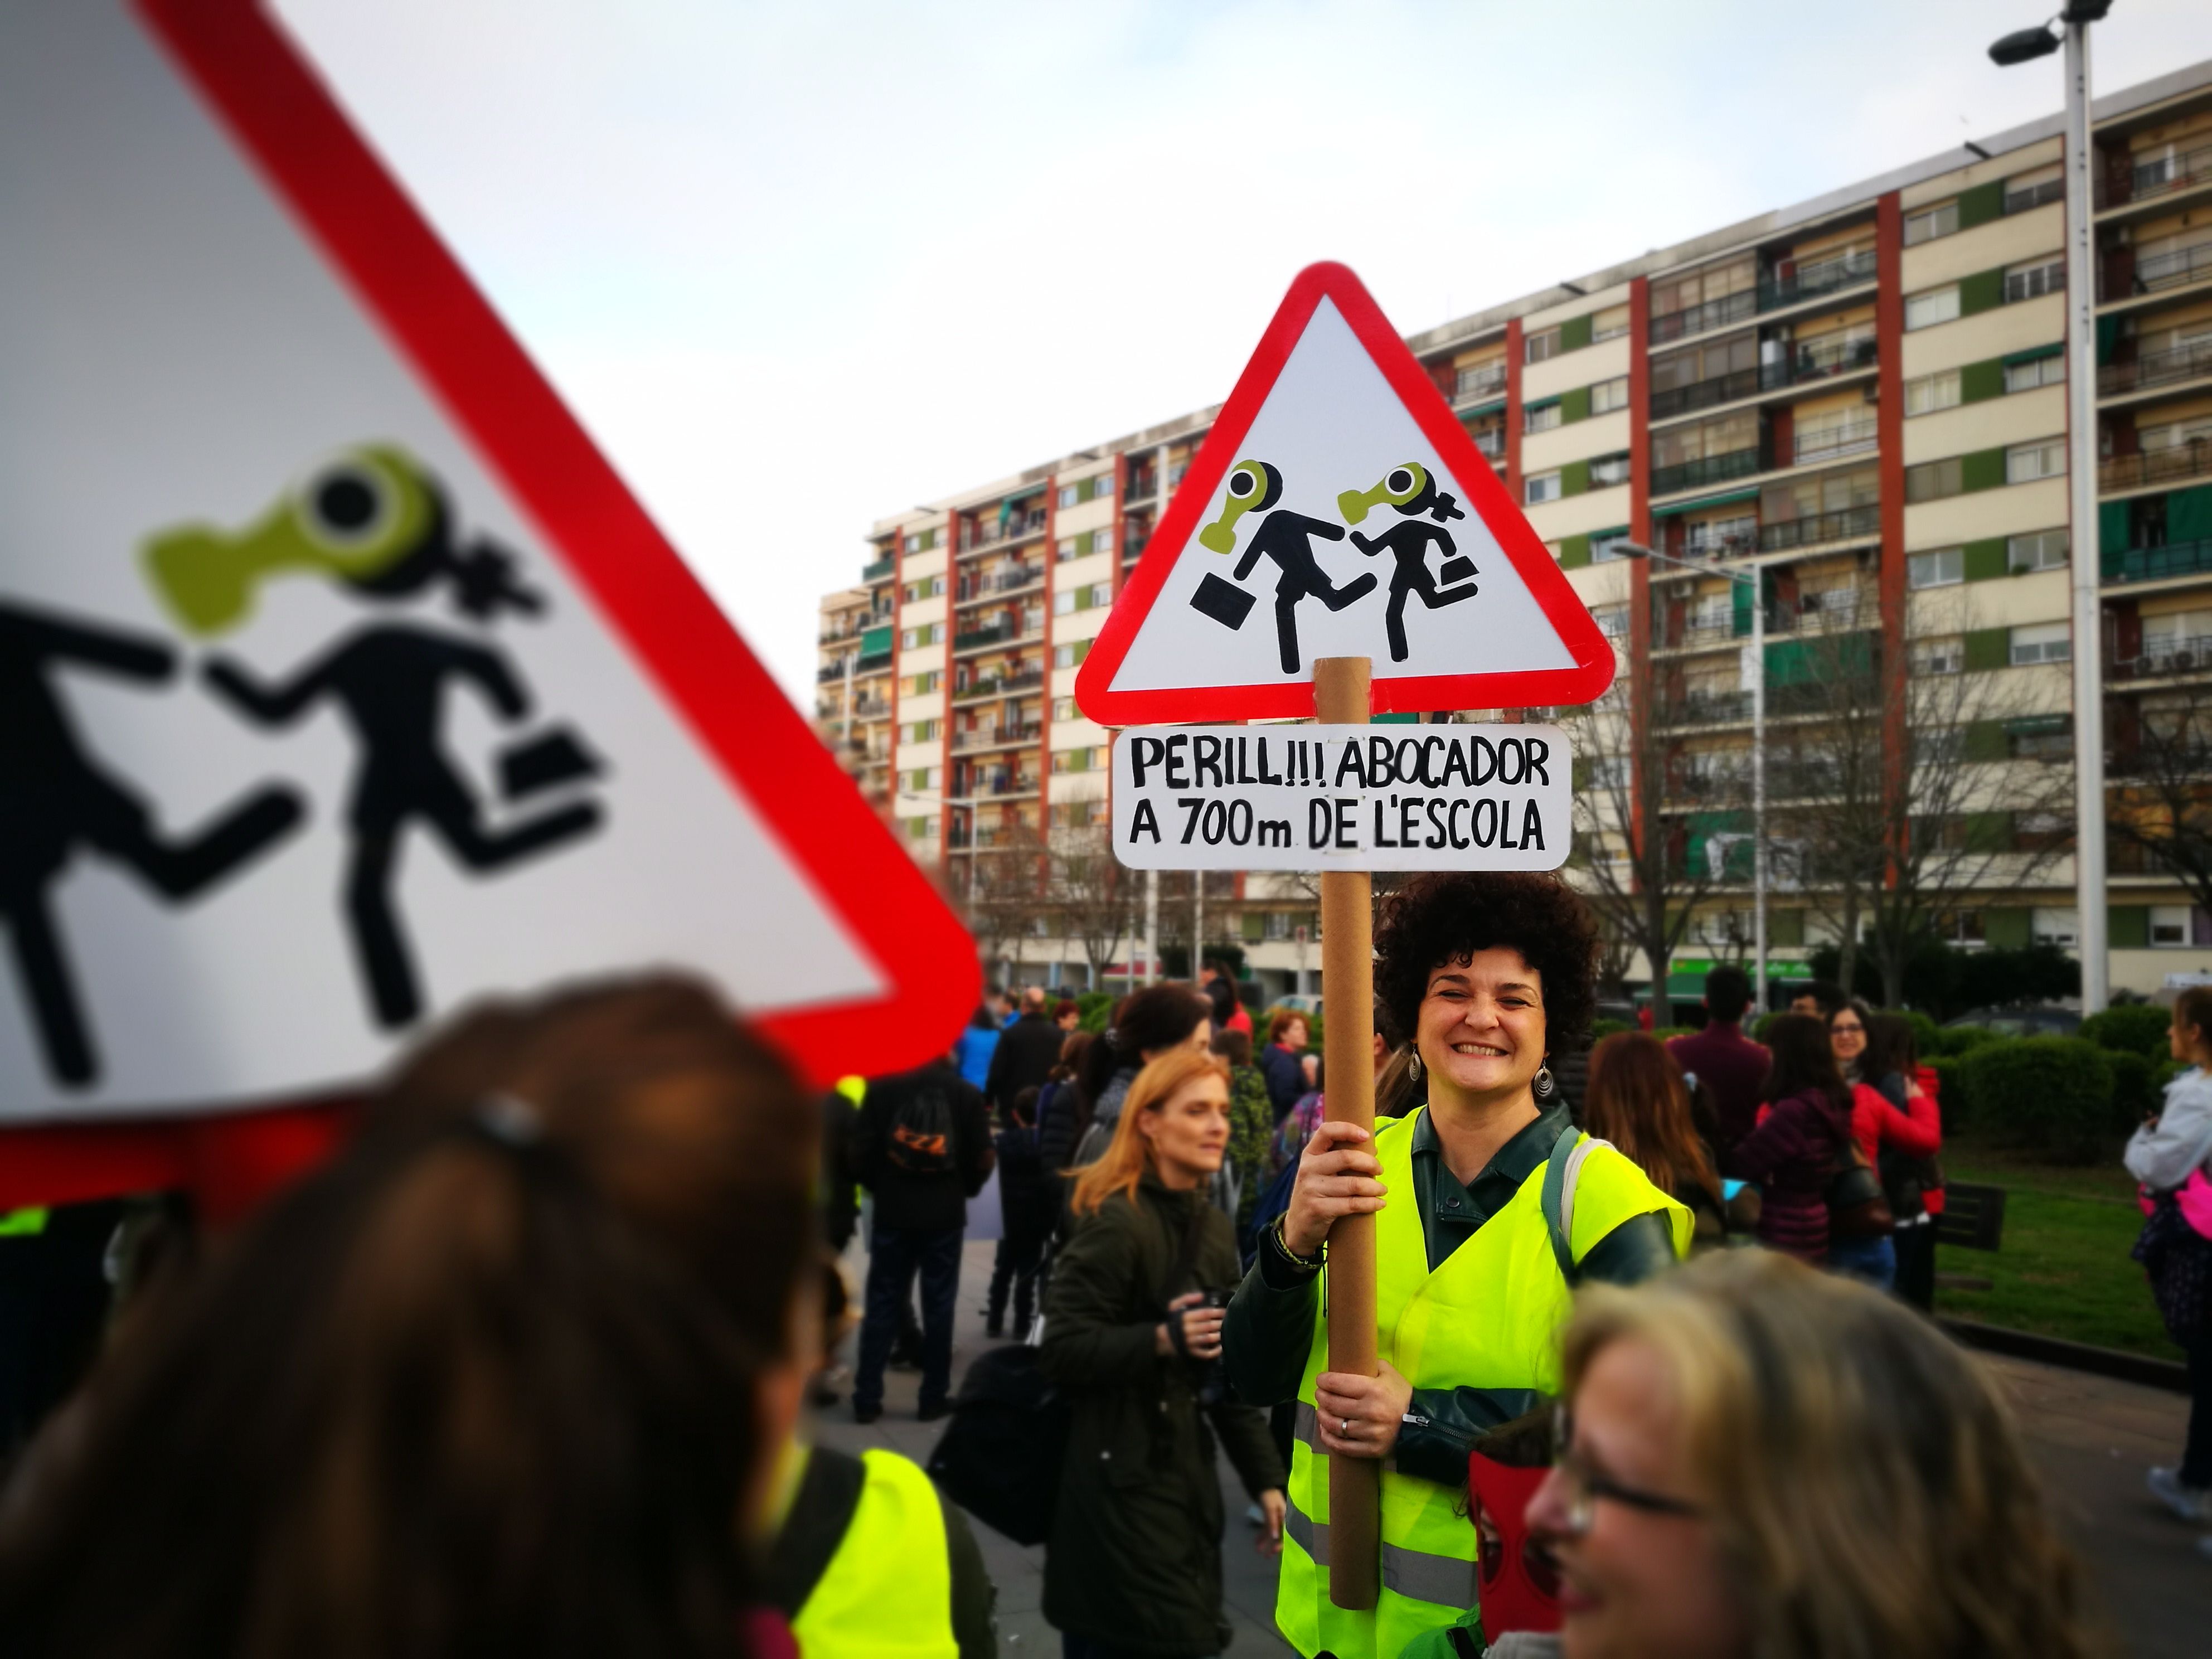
[886, 1084, 954, 1176]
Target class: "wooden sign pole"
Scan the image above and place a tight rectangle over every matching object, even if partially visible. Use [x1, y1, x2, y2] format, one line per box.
[1314, 656, 1379, 1612]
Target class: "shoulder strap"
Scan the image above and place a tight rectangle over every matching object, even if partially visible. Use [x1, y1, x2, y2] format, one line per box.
[763, 1446, 869, 1618]
[1539, 1126, 1608, 1288]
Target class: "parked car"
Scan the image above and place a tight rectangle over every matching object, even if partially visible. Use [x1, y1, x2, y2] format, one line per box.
[1944, 1004, 2082, 1039]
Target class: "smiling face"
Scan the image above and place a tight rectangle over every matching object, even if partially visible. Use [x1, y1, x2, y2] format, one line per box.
[1527, 1338, 1747, 1659]
[1828, 1007, 1866, 1071]
[1416, 947, 1548, 1107]
[1137, 1070, 1233, 1189]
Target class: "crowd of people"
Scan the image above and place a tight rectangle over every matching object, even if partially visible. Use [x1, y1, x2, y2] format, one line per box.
[8, 870, 2208, 1657]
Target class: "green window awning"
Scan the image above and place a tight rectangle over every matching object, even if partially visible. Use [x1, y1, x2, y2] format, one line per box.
[1525, 396, 1560, 412]
[860, 625, 892, 656]
[1652, 487, 1761, 519]
[2005, 714, 2068, 737]
[1459, 398, 1506, 418]
[2003, 342, 2064, 367]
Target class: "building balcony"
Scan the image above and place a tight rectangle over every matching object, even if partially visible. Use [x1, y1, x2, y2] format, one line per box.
[1649, 445, 1764, 498]
[2106, 239, 2212, 304]
[2101, 139, 2212, 211]
[953, 622, 1044, 656]
[2100, 336, 2212, 400]
[954, 772, 1041, 802]
[2111, 634, 2212, 683]
[1472, 430, 1506, 465]
[853, 650, 892, 676]
[953, 722, 1042, 752]
[1648, 338, 1878, 421]
[957, 562, 1044, 600]
[861, 555, 896, 582]
[953, 666, 1045, 702]
[1124, 467, 1158, 502]
[1772, 590, 1875, 633]
[1453, 362, 1508, 405]
[2102, 441, 2212, 495]
[2103, 537, 2212, 586]
[1791, 416, 1879, 468]
[1653, 679, 1867, 729]
[1759, 502, 1881, 554]
[960, 509, 1049, 552]
[1646, 250, 1876, 346]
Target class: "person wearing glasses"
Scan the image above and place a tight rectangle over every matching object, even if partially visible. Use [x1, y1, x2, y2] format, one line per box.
[1223, 872, 1690, 1659]
[1526, 1249, 2094, 1659]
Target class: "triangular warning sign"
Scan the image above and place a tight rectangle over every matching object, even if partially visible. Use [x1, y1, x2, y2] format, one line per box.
[1077, 263, 1617, 724]
[0, 0, 976, 1133]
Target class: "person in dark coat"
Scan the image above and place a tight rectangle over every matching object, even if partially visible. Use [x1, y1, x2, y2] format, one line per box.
[847, 1057, 993, 1422]
[986, 1086, 1054, 1339]
[1255, 1008, 1310, 1123]
[1664, 963, 1770, 1158]
[986, 987, 1066, 1119]
[1041, 1049, 1284, 1658]
[1726, 1013, 1852, 1262]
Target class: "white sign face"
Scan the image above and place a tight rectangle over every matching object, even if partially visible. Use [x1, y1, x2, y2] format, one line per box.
[1112, 725, 1571, 872]
[1106, 300, 1579, 696]
[0, 0, 972, 1122]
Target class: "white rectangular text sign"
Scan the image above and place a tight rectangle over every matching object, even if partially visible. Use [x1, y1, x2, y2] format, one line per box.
[1111, 724, 1570, 871]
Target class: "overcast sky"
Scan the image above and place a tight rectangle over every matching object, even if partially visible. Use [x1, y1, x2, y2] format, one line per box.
[273, 0, 2212, 704]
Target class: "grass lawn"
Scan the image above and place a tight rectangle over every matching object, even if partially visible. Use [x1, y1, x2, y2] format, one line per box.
[1934, 1132, 2182, 1362]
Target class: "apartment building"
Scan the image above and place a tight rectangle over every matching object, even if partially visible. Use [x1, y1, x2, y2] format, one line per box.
[818, 58, 2212, 1001]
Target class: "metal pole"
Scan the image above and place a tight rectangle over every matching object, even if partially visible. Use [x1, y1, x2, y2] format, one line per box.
[1314, 657, 1379, 1612]
[2064, 15, 2108, 1015]
[1750, 573, 1769, 1011]
[1194, 866, 1205, 983]
[1144, 868, 1160, 988]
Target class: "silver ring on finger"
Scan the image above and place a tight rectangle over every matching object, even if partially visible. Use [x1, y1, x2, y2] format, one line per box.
[1341, 1418, 1351, 1437]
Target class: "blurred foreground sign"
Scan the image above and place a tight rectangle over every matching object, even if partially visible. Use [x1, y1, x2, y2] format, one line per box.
[0, 0, 976, 1133]
[1110, 725, 1570, 871]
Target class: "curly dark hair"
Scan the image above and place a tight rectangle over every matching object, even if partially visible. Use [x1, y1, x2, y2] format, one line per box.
[1373, 872, 1600, 1064]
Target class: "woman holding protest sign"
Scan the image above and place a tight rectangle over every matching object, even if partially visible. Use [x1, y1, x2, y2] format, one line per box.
[1222, 871, 1689, 1659]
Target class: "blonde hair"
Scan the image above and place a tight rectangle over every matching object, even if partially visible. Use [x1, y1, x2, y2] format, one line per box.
[1068, 1049, 1229, 1216]
[1561, 1251, 2093, 1659]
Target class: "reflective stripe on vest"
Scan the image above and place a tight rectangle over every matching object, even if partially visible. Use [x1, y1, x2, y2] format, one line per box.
[792, 1448, 959, 1659]
[1274, 1109, 1691, 1659]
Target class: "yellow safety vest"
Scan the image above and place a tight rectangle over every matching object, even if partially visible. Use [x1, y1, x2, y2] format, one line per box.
[790, 1447, 961, 1659]
[1275, 1110, 1691, 1659]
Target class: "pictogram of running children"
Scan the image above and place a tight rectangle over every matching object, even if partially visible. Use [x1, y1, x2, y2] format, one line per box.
[0, 445, 606, 1088]
[1189, 457, 1476, 667]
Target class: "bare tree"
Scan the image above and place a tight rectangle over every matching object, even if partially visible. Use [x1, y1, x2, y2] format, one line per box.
[2108, 677, 2212, 915]
[962, 819, 1051, 986]
[1046, 822, 1131, 988]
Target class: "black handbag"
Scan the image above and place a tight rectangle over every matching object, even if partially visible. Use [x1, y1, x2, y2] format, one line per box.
[1826, 1142, 1895, 1240]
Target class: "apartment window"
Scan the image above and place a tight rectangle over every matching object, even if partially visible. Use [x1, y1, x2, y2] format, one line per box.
[1525, 400, 1563, 434]
[2033, 906, 2080, 948]
[1051, 748, 1098, 774]
[2010, 622, 2071, 666]
[1903, 199, 1959, 245]
[1589, 452, 1632, 488]
[1091, 474, 1113, 503]
[1053, 590, 1076, 615]
[1587, 754, 1632, 789]
[1904, 456, 1963, 503]
[1908, 547, 1964, 589]
[1525, 470, 1562, 505]
[901, 719, 934, 743]
[1589, 376, 1629, 415]
[1056, 537, 1079, 560]
[2009, 528, 2068, 573]
[1905, 285, 1961, 330]
[2152, 905, 2204, 948]
[1058, 485, 1078, 508]
[1591, 303, 1630, 343]
[2005, 165, 2064, 214]
[1912, 636, 1965, 675]
[1592, 604, 1630, 639]
[906, 671, 939, 695]
[1905, 369, 1961, 416]
[2006, 438, 2066, 484]
[2005, 352, 2065, 392]
[1052, 639, 1090, 668]
[1590, 530, 1632, 562]
[1526, 326, 1561, 364]
[906, 816, 934, 839]
[908, 767, 941, 792]
[900, 627, 921, 649]
[2004, 258, 2064, 303]
[1051, 696, 1077, 721]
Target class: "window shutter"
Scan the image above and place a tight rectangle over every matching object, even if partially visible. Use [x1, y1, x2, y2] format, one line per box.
[1559, 535, 1592, 569]
[1959, 358, 2006, 404]
[2109, 905, 2150, 950]
[1956, 181, 2005, 230]
[1963, 628, 2011, 672]
[1960, 448, 2008, 493]
[1962, 539, 2009, 581]
[2099, 499, 2133, 555]
[1958, 268, 2006, 316]
[1560, 385, 1592, 423]
[1560, 313, 1594, 352]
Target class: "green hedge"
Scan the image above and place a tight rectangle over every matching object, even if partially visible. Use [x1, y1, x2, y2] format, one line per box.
[1077, 991, 1115, 1034]
[1959, 1037, 2114, 1163]
[1933, 1025, 2004, 1058]
[2080, 1003, 2171, 1060]
[1590, 1018, 1634, 1042]
[2106, 1051, 2157, 1133]
[1900, 1011, 1943, 1060]
[1924, 1054, 1971, 1133]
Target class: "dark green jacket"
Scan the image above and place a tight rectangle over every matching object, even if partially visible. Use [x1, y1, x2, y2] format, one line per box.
[1040, 1173, 1285, 1657]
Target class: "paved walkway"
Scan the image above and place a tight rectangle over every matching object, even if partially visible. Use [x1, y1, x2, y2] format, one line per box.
[811, 1238, 2208, 1658]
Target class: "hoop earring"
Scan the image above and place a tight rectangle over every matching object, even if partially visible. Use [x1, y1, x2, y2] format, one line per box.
[1406, 1050, 1423, 1083]
[1533, 1065, 1556, 1100]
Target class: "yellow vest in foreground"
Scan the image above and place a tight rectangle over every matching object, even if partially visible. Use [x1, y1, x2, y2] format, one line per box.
[793, 1447, 959, 1659]
[1275, 1110, 1690, 1659]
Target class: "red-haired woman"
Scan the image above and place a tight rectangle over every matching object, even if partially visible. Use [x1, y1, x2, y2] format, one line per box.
[1579, 1033, 1726, 1247]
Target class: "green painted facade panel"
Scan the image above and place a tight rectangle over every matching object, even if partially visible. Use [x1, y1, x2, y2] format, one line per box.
[1957, 181, 2006, 230]
[1561, 385, 1592, 423]
[1561, 459, 1589, 497]
[1958, 267, 2006, 317]
[1962, 537, 2009, 581]
[1984, 908, 2032, 949]
[1771, 909, 1806, 948]
[1560, 313, 1594, 352]
[1963, 719, 2009, 763]
[1559, 534, 1591, 569]
[2111, 906, 2150, 950]
[1960, 447, 2007, 493]
[1963, 628, 2011, 672]
[1959, 358, 2006, 404]
[1963, 811, 2013, 854]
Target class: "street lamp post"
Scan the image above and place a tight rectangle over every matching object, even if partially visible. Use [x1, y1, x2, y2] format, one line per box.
[1991, 3, 2111, 1012]
[1620, 542, 1768, 1011]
